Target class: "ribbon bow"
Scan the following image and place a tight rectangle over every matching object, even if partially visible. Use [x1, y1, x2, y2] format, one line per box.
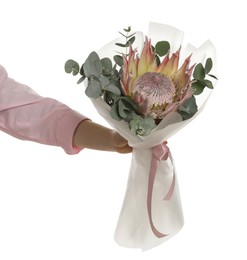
[147, 141, 176, 238]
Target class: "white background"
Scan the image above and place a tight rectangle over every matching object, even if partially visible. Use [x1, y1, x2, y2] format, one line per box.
[0, 0, 246, 259]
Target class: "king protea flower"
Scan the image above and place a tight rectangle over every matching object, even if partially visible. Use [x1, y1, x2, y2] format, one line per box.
[120, 37, 195, 119]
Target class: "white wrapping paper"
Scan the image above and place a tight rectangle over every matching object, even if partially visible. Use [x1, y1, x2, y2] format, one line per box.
[88, 22, 217, 250]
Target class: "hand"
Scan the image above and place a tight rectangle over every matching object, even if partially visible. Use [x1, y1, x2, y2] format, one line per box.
[112, 131, 133, 153]
[73, 120, 132, 153]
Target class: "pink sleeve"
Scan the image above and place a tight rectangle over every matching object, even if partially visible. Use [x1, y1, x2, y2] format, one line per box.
[0, 65, 88, 154]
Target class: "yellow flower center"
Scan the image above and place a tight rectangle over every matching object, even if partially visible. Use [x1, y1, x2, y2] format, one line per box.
[133, 72, 175, 105]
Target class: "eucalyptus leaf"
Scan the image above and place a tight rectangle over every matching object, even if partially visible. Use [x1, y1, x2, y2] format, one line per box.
[122, 110, 133, 122]
[110, 103, 122, 121]
[193, 63, 205, 80]
[113, 63, 117, 71]
[113, 68, 120, 79]
[64, 60, 80, 76]
[203, 79, 214, 89]
[123, 27, 131, 32]
[114, 55, 123, 67]
[99, 75, 110, 86]
[119, 96, 138, 110]
[129, 115, 156, 136]
[208, 74, 218, 80]
[118, 99, 128, 119]
[178, 96, 198, 120]
[196, 79, 214, 89]
[80, 64, 85, 76]
[192, 81, 205, 95]
[115, 42, 127, 48]
[155, 41, 170, 57]
[205, 58, 213, 74]
[108, 96, 138, 123]
[116, 99, 134, 122]
[103, 83, 121, 95]
[126, 36, 135, 46]
[155, 55, 161, 66]
[77, 76, 86, 84]
[85, 78, 102, 98]
[84, 51, 102, 78]
[101, 58, 112, 75]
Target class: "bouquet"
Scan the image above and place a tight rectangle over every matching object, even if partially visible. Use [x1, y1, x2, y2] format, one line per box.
[65, 22, 217, 250]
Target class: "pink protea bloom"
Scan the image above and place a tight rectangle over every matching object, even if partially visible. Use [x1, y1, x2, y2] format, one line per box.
[120, 37, 195, 119]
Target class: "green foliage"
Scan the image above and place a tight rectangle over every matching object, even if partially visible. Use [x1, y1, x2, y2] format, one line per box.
[110, 96, 137, 122]
[65, 49, 122, 100]
[115, 27, 136, 56]
[115, 36, 135, 48]
[151, 41, 170, 67]
[193, 63, 205, 80]
[101, 58, 112, 75]
[205, 57, 213, 74]
[102, 81, 121, 95]
[191, 81, 204, 95]
[113, 55, 123, 67]
[83, 51, 102, 78]
[178, 96, 198, 120]
[129, 115, 157, 136]
[155, 41, 170, 57]
[77, 76, 86, 84]
[192, 58, 217, 95]
[85, 78, 102, 98]
[123, 26, 131, 32]
[64, 60, 80, 76]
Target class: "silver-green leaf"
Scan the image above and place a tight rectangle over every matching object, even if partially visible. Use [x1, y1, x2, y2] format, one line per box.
[84, 52, 102, 78]
[101, 58, 112, 75]
[113, 55, 123, 67]
[129, 115, 156, 136]
[178, 96, 198, 120]
[85, 78, 102, 98]
[64, 60, 80, 76]
[103, 83, 121, 95]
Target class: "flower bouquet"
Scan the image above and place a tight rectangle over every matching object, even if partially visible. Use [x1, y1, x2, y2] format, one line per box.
[65, 22, 217, 250]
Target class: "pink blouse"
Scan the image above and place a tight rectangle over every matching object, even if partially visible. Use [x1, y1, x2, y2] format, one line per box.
[0, 65, 87, 154]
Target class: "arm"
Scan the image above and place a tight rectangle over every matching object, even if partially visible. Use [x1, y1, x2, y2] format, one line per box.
[0, 65, 132, 154]
[0, 65, 87, 154]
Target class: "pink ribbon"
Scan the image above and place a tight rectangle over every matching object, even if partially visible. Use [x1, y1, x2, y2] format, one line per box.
[147, 141, 176, 238]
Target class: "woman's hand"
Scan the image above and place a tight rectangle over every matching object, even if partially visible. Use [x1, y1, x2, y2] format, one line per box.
[73, 120, 132, 153]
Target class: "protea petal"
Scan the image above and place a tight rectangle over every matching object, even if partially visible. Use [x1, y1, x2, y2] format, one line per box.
[120, 55, 131, 95]
[179, 85, 195, 105]
[120, 46, 138, 96]
[137, 37, 156, 76]
[172, 54, 192, 87]
[145, 38, 157, 72]
[156, 54, 169, 73]
[133, 91, 150, 115]
[158, 47, 181, 76]
[159, 102, 179, 117]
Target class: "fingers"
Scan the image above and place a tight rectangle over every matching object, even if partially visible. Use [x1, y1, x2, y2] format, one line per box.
[116, 144, 133, 153]
[113, 132, 133, 153]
